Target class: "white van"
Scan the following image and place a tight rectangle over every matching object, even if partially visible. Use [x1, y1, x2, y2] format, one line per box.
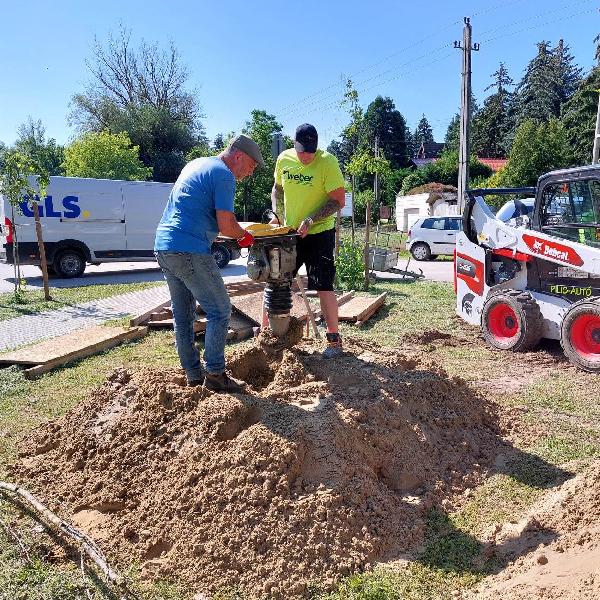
[0, 176, 241, 277]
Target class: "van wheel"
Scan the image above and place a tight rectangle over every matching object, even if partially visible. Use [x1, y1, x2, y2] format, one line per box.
[38, 264, 57, 276]
[410, 242, 431, 261]
[54, 249, 86, 278]
[211, 245, 231, 269]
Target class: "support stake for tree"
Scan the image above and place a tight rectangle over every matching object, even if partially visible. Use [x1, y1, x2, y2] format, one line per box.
[32, 201, 51, 300]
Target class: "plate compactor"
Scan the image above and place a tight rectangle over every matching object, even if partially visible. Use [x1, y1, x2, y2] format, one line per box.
[245, 224, 299, 337]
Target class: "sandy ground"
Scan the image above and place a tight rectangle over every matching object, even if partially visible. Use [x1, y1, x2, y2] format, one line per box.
[15, 333, 506, 599]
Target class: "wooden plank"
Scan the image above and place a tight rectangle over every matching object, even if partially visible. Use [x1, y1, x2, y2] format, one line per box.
[336, 291, 355, 306]
[0, 326, 146, 366]
[354, 292, 387, 322]
[129, 300, 171, 326]
[338, 293, 387, 322]
[231, 291, 312, 326]
[225, 280, 265, 297]
[147, 318, 206, 333]
[22, 327, 148, 379]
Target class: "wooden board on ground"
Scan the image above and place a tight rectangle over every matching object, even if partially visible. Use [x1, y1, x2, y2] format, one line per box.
[0, 326, 148, 378]
[338, 292, 387, 324]
[129, 300, 171, 326]
[231, 291, 315, 326]
[147, 318, 206, 333]
[227, 313, 256, 341]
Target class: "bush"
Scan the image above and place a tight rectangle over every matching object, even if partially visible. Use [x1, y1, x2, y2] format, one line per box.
[336, 242, 365, 290]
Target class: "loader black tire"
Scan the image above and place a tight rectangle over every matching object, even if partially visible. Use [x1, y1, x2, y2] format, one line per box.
[481, 290, 544, 352]
[561, 298, 600, 373]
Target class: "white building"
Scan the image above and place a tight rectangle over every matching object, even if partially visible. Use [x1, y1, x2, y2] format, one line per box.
[395, 189, 458, 232]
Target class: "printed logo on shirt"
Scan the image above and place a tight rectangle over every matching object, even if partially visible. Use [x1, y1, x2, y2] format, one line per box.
[283, 169, 313, 185]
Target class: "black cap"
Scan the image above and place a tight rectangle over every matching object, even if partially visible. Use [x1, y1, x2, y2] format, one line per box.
[294, 123, 318, 153]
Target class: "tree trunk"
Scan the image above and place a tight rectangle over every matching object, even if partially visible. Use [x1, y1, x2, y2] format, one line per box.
[363, 200, 371, 291]
[32, 201, 51, 300]
[351, 175, 356, 244]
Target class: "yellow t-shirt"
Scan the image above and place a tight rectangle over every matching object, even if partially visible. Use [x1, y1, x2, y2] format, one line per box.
[274, 149, 345, 235]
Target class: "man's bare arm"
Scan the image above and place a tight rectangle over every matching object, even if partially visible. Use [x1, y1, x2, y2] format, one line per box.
[271, 183, 284, 223]
[216, 210, 246, 239]
[309, 187, 346, 221]
[297, 187, 346, 238]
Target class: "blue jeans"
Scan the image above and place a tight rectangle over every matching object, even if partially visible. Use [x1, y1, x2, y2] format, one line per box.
[155, 252, 231, 378]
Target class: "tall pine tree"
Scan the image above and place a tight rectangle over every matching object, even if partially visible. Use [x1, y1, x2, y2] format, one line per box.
[363, 96, 411, 169]
[413, 114, 434, 149]
[561, 35, 600, 165]
[515, 40, 582, 127]
[472, 63, 515, 158]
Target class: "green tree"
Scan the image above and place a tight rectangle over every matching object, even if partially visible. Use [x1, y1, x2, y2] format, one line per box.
[401, 151, 491, 194]
[238, 109, 291, 220]
[444, 114, 460, 152]
[414, 114, 434, 147]
[472, 63, 515, 158]
[213, 134, 226, 152]
[492, 119, 572, 188]
[63, 131, 152, 180]
[363, 96, 411, 169]
[515, 40, 582, 130]
[14, 118, 65, 176]
[561, 55, 600, 165]
[0, 150, 50, 295]
[70, 27, 206, 182]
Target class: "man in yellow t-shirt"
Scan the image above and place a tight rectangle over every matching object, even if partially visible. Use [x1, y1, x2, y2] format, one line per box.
[271, 123, 346, 358]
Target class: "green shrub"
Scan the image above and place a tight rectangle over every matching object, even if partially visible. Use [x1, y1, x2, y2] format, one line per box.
[336, 242, 365, 290]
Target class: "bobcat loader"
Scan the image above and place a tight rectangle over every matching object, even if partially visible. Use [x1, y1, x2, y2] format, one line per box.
[455, 165, 600, 372]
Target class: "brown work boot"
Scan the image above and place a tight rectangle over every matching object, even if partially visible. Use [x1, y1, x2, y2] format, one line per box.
[203, 372, 245, 394]
[323, 333, 343, 358]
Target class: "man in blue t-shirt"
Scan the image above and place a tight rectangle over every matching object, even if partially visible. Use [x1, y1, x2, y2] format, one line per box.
[154, 134, 264, 393]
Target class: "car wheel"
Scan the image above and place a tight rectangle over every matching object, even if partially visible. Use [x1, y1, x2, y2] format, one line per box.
[54, 249, 86, 278]
[211, 244, 231, 269]
[410, 242, 431, 261]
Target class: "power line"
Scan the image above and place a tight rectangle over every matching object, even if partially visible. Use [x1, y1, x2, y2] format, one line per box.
[273, 0, 534, 116]
[276, 2, 597, 143]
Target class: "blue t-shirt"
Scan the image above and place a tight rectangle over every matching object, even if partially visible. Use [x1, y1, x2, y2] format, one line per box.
[154, 157, 236, 254]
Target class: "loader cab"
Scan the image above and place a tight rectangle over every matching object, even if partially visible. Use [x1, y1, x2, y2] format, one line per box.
[528, 166, 600, 299]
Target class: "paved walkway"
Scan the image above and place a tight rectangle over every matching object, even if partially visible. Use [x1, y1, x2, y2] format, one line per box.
[0, 285, 171, 352]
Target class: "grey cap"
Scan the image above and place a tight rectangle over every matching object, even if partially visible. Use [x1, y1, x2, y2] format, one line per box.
[229, 134, 265, 168]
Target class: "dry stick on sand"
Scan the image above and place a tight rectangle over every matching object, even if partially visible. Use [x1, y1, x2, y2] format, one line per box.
[0, 481, 136, 599]
[295, 275, 321, 339]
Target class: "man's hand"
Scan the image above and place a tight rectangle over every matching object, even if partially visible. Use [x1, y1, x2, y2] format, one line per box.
[297, 217, 313, 238]
[238, 231, 254, 248]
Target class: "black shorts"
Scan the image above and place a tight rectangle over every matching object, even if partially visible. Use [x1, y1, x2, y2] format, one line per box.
[294, 228, 336, 291]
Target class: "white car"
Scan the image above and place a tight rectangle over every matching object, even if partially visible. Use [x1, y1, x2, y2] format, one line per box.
[405, 216, 463, 260]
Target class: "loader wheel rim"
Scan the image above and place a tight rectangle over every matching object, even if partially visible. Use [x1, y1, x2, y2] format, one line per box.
[488, 302, 519, 341]
[570, 313, 600, 362]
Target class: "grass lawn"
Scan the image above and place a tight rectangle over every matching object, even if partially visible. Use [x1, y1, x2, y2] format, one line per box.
[1, 279, 598, 599]
[0, 282, 164, 322]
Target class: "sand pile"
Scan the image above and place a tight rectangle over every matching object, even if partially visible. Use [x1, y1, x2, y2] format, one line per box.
[16, 337, 503, 598]
[475, 461, 600, 600]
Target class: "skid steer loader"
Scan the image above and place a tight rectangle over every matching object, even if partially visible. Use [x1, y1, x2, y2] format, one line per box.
[455, 165, 600, 372]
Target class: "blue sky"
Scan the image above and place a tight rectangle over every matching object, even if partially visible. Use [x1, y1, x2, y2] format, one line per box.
[0, 0, 598, 150]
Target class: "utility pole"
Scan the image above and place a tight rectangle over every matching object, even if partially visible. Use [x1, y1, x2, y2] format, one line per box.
[593, 90, 600, 165]
[454, 18, 479, 213]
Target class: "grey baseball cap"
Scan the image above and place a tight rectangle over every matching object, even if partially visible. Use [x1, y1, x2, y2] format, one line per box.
[229, 134, 265, 168]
